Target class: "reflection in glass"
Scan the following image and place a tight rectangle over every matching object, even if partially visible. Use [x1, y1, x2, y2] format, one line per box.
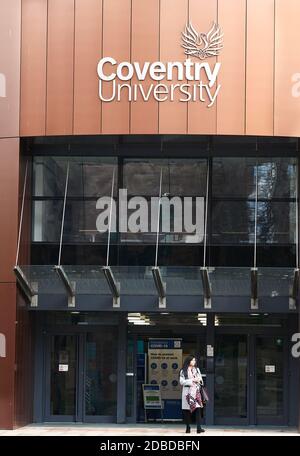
[212, 201, 295, 245]
[33, 156, 117, 197]
[85, 329, 118, 416]
[256, 337, 284, 418]
[212, 157, 296, 199]
[215, 335, 247, 419]
[50, 335, 77, 416]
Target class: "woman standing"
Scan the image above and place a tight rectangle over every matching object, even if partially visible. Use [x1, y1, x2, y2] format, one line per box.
[179, 355, 205, 434]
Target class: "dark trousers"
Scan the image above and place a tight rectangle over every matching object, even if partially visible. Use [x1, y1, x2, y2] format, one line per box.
[183, 408, 202, 430]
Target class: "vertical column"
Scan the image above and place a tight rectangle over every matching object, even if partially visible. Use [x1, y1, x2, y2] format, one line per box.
[117, 313, 127, 423]
[130, 0, 160, 134]
[216, 0, 246, 135]
[46, 0, 75, 135]
[246, 0, 274, 136]
[20, 0, 47, 136]
[73, 0, 102, 134]
[101, 0, 131, 134]
[187, 0, 218, 134]
[0, 138, 20, 429]
[0, 0, 20, 138]
[274, 0, 300, 137]
[0, 0, 21, 430]
[159, 0, 188, 134]
[205, 313, 215, 425]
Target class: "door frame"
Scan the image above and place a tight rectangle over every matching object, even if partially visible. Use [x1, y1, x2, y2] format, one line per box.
[44, 332, 83, 422]
[253, 334, 289, 426]
[214, 327, 289, 426]
[43, 326, 118, 423]
[126, 328, 207, 423]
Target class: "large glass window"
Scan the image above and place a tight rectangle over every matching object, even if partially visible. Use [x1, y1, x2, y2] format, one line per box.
[211, 157, 297, 245]
[121, 158, 208, 244]
[31, 155, 297, 265]
[32, 157, 117, 243]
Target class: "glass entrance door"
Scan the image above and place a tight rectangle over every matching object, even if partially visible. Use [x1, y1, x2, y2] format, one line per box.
[214, 333, 287, 425]
[45, 329, 118, 422]
[255, 336, 285, 425]
[47, 334, 79, 421]
[84, 330, 118, 422]
[214, 334, 248, 424]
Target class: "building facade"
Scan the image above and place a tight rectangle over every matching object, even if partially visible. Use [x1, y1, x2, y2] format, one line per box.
[0, 0, 300, 429]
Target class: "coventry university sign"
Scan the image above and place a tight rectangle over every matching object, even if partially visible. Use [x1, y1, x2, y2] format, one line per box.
[97, 22, 223, 108]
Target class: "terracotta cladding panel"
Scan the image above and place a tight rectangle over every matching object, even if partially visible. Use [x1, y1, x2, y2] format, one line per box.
[19, 0, 300, 137]
[130, 0, 159, 134]
[46, 0, 75, 136]
[246, 0, 274, 136]
[0, 0, 20, 138]
[14, 290, 33, 428]
[73, 0, 102, 135]
[0, 138, 19, 283]
[216, 0, 246, 135]
[159, 0, 188, 134]
[20, 0, 47, 137]
[274, 0, 300, 137]
[187, 0, 218, 134]
[101, 0, 131, 134]
[0, 283, 17, 429]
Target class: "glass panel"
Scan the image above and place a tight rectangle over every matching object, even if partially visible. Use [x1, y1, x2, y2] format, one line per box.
[64, 200, 112, 244]
[33, 157, 67, 197]
[123, 158, 207, 196]
[123, 159, 168, 196]
[50, 335, 77, 416]
[209, 267, 250, 296]
[212, 157, 297, 199]
[215, 314, 285, 327]
[32, 200, 63, 242]
[33, 156, 117, 197]
[126, 336, 135, 418]
[258, 268, 295, 298]
[256, 336, 284, 418]
[212, 201, 295, 244]
[215, 335, 248, 419]
[168, 159, 207, 196]
[85, 329, 118, 416]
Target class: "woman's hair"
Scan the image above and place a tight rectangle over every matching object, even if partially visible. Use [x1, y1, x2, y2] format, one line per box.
[181, 355, 197, 379]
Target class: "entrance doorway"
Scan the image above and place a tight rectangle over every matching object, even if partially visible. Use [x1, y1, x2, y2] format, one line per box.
[126, 332, 207, 423]
[214, 334, 287, 425]
[44, 328, 118, 422]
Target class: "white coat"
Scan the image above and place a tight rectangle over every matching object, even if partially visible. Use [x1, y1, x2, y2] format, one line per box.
[179, 366, 203, 410]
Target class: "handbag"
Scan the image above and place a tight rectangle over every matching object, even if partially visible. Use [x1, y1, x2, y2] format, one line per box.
[200, 385, 209, 404]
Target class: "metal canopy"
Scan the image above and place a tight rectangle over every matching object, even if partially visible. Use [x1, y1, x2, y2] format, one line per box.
[102, 266, 120, 308]
[200, 267, 211, 309]
[53, 265, 76, 308]
[11, 265, 298, 310]
[14, 265, 38, 307]
[251, 267, 258, 310]
[152, 266, 166, 308]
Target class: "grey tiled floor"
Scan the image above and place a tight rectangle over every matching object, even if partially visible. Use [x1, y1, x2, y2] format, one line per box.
[0, 424, 298, 436]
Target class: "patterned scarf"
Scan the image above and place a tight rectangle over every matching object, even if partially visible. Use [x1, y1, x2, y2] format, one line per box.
[185, 367, 203, 413]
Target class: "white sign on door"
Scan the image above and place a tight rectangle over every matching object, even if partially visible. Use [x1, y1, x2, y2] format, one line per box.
[0, 333, 6, 358]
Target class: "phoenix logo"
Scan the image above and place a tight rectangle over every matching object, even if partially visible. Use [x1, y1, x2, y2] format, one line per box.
[181, 22, 224, 59]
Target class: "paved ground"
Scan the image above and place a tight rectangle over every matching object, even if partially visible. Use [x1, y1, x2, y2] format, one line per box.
[0, 424, 299, 436]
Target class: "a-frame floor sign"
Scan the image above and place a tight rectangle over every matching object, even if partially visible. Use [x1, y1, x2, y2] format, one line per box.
[142, 384, 164, 423]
